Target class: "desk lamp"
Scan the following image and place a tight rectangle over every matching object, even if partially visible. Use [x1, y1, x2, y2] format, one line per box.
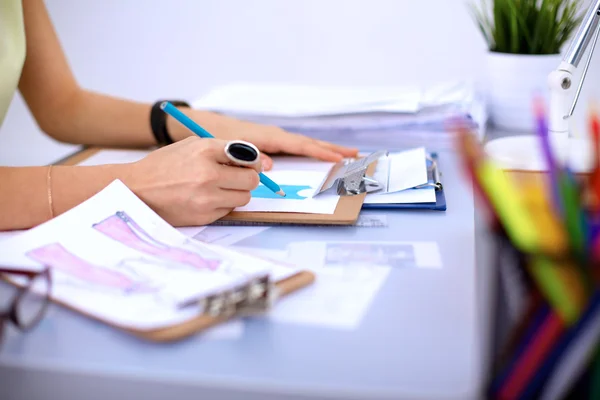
[484, 0, 600, 172]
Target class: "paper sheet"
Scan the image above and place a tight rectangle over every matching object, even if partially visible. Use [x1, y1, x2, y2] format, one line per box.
[241, 170, 340, 214]
[365, 147, 436, 204]
[234, 243, 387, 324]
[270, 242, 390, 329]
[269, 264, 390, 329]
[236, 156, 341, 214]
[230, 246, 300, 282]
[264, 241, 442, 329]
[193, 226, 269, 246]
[176, 226, 208, 238]
[364, 187, 436, 204]
[0, 180, 300, 330]
[0, 230, 24, 242]
[289, 241, 443, 269]
[193, 83, 421, 117]
[381, 147, 429, 193]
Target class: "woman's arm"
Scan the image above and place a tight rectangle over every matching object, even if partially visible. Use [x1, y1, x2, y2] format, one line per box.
[0, 138, 263, 231]
[0, 164, 126, 230]
[18, 0, 166, 148]
[17, 0, 358, 161]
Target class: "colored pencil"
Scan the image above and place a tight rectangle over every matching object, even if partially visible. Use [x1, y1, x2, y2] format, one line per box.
[533, 97, 563, 216]
[160, 101, 286, 197]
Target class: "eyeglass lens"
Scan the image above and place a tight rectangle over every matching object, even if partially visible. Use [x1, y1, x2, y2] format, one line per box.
[15, 272, 50, 329]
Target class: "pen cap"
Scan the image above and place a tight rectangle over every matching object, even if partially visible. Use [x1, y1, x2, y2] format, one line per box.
[224, 140, 260, 166]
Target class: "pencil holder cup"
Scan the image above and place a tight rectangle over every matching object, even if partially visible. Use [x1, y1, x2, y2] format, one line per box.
[486, 228, 600, 400]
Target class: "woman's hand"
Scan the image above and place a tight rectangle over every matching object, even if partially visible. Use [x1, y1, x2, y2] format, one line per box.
[124, 137, 261, 226]
[168, 110, 359, 170]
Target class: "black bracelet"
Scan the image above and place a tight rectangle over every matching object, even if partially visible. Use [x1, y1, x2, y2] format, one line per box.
[150, 100, 191, 146]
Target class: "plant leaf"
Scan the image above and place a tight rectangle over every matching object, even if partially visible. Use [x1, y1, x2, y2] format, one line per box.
[469, 0, 583, 55]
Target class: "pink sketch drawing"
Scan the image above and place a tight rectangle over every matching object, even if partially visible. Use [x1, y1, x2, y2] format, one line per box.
[92, 211, 220, 271]
[26, 243, 154, 293]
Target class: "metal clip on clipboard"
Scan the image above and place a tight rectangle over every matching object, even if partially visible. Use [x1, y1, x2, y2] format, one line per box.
[414, 154, 443, 191]
[313, 150, 388, 196]
[182, 274, 277, 317]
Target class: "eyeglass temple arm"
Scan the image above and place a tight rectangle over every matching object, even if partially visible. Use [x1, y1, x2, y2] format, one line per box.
[0, 267, 45, 278]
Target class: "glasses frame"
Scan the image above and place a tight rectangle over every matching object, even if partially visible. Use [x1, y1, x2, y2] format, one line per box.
[0, 266, 52, 346]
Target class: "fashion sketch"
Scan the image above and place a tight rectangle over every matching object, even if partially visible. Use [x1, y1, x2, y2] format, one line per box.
[26, 242, 156, 294]
[92, 211, 221, 271]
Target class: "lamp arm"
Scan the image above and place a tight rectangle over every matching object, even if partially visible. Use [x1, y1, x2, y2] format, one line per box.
[548, 63, 574, 135]
[547, 1, 600, 136]
[568, 22, 600, 119]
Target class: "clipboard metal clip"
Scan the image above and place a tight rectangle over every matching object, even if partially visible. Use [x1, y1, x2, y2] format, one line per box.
[313, 150, 387, 197]
[196, 275, 277, 318]
[413, 154, 443, 191]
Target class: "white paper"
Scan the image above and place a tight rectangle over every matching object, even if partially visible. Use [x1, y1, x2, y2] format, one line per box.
[193, 83, 421, 117]
[381, 147, 429, 193]
[270, 264, 390, 329]
[230, 246, 300, 282]
[0, 180, 295, 330]
[0, 230, 24, 242]
[289, 241, 443, 269]
[193, 226, 269, 246]
[176, 226, 208, 237]
[364, 187, 436, 204]
[365, 147, 435, 204]
[272, 242, 391, 329]
[241, 170, 340, 214]
[206, 244, 301, 283]
[266, 241, 442, 329]
[238, 157, 340, 214]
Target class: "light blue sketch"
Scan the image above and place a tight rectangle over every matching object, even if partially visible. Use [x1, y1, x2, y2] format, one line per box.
[251, 184, 312, 200]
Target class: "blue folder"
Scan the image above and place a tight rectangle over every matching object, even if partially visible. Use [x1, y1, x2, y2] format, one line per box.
[361, 152, 447, 211]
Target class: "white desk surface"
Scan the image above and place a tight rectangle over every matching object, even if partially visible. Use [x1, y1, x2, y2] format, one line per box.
[0, 129, 496, 400]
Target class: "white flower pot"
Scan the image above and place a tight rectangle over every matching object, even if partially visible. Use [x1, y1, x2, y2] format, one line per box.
[485, 52, 562, 132]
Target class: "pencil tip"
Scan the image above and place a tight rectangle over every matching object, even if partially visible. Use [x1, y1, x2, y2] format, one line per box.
[277, 190, 286, 197]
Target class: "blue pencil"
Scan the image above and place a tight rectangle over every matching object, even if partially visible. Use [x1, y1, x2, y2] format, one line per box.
[160, 101, 285, 197]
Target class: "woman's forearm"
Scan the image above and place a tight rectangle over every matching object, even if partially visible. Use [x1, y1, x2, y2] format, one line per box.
[39, 91, 156, 147]
[37, 90, 192, 148]
[17, 0, 193, 149]
[0, 164, 127, 230]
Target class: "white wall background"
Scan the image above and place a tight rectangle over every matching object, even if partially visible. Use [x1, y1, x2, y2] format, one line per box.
[1, 0, 599, 166]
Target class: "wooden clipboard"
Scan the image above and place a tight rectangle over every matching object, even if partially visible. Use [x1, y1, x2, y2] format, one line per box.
[60, 147, 374, 226]
[2, 269, 315, 343]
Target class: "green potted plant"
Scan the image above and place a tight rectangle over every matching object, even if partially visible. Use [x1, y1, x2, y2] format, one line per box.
[469, 0, 583, 131]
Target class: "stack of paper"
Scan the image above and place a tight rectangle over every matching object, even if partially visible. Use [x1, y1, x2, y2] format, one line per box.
[192, 81, 488, 146]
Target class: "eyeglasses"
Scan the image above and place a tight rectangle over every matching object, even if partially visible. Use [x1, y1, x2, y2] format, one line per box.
[0, 266, 51, 347]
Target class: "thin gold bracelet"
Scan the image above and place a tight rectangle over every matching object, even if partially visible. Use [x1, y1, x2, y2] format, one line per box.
[47, 165, 54, 219]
